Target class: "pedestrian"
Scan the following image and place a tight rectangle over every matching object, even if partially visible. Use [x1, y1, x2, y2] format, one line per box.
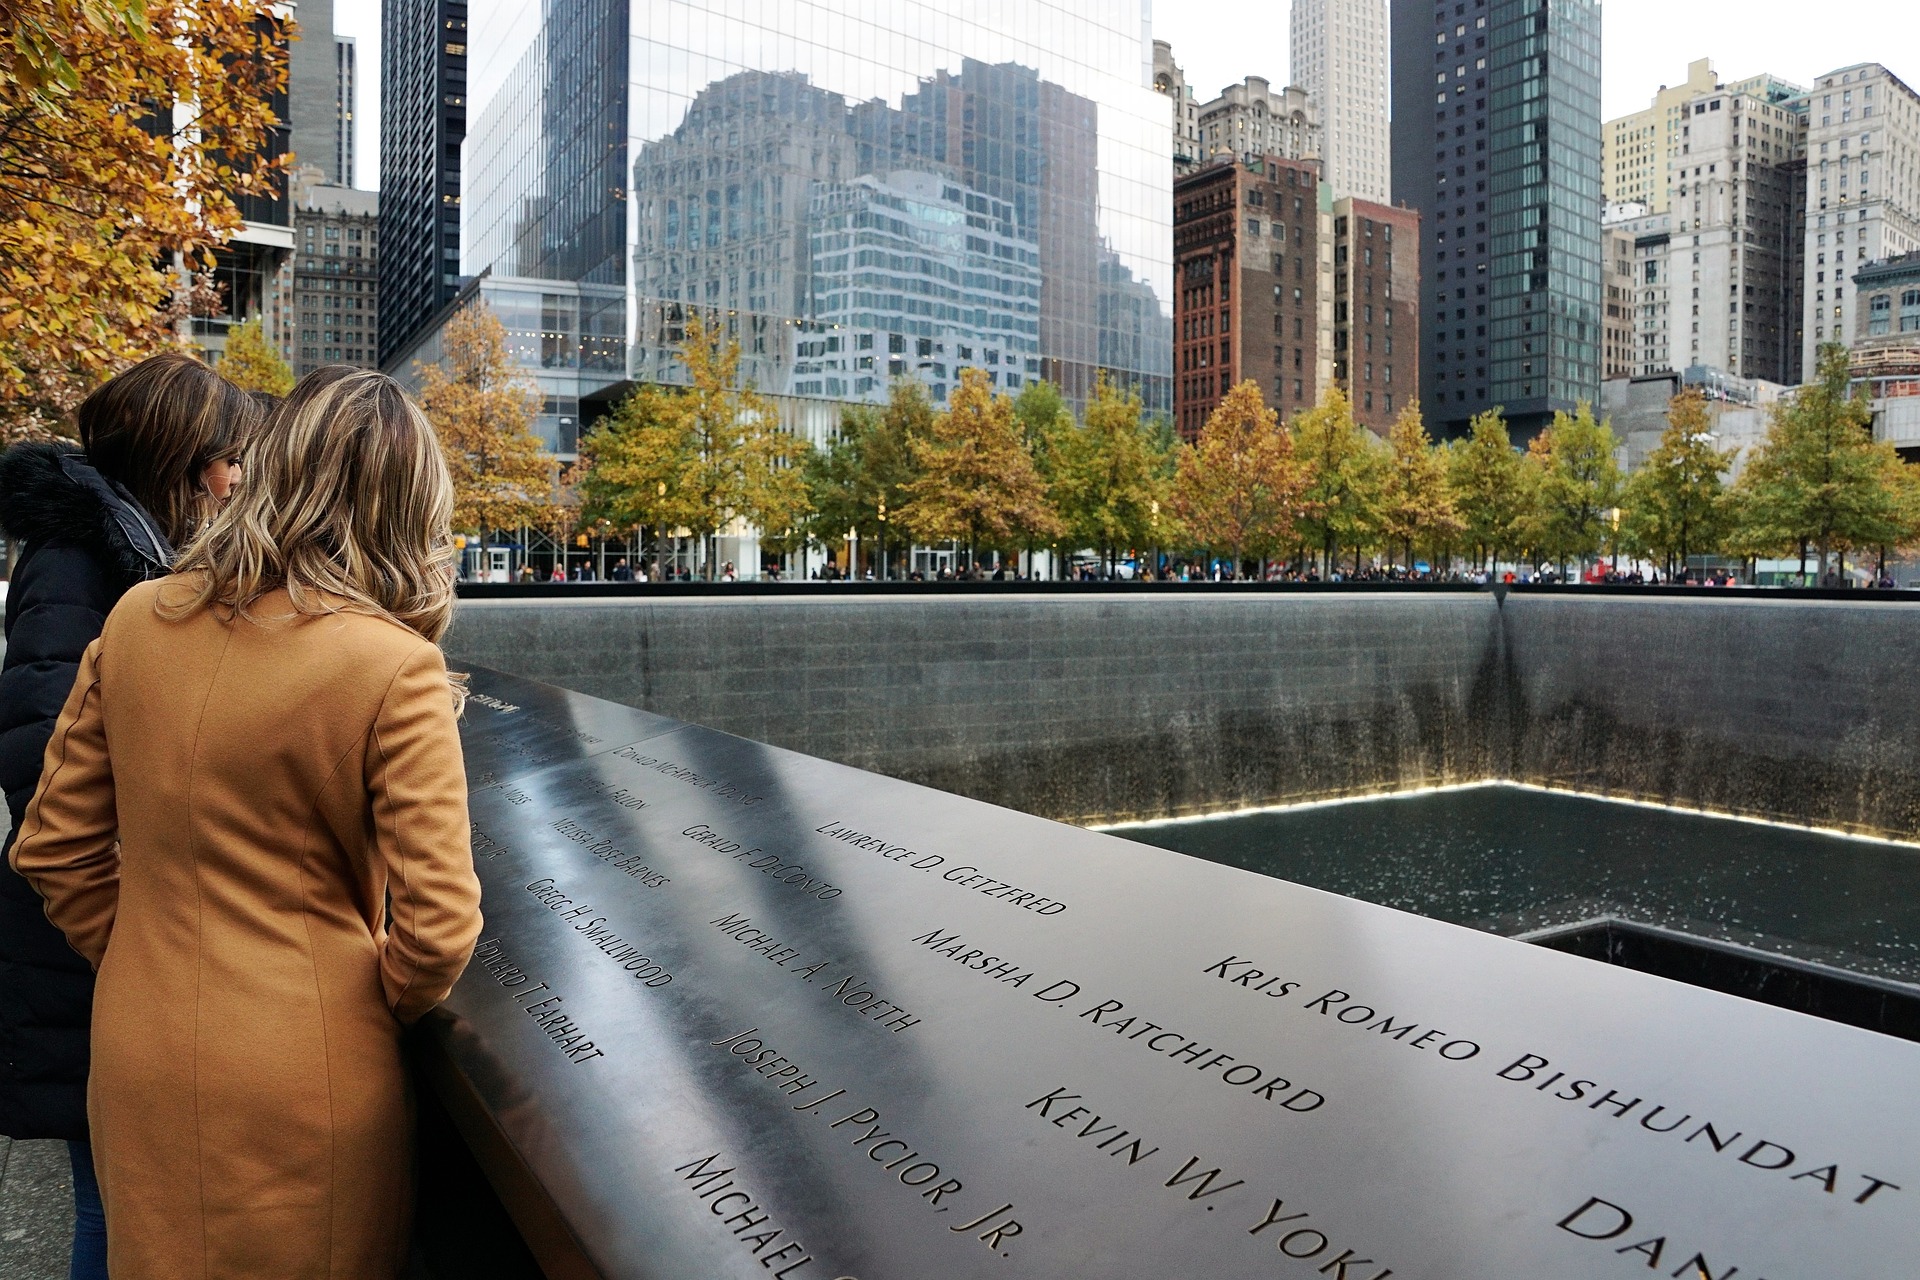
[10, 369, 484, 1278]
[0, 351, 260, 1280]
[611, 557, 632, 581]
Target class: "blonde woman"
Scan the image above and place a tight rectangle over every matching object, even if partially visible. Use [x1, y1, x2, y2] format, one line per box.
[11, 368, 484, 1278]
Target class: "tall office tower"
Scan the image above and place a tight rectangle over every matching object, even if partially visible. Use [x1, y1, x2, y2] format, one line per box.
[377, 0, 466, 369]
[1290, 0, 1391, 200]
[335, 36, 356, 187]
[202, 3, 338, 366]
[1800, 64, 1920, 375]
[1195, 78, 1322, 169]
[285, 0, 340, 181]
[460, 0, 1171, 435]
[1666, 86, 1808, 384]
[1173, 156, 1331, 439]
[1331, 196, 1421, 431]
[1154, 40, 1202, 176]
[1390, 0, 1603, 438]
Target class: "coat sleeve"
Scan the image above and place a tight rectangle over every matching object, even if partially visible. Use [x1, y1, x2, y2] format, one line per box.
[8, 638, 119, 968]
[0, 543, 116, 846]
[367, 643, 483, 1024]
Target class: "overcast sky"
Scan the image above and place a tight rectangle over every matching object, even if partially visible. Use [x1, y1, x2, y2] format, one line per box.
[1157, 0, 1917, 119]
[336, 0, 380, 189]
[332, 0, 1918, 191]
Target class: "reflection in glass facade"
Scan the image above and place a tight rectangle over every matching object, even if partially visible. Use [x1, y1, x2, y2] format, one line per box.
[387, 275, 624, 454]
[466, 0, 1171, 421]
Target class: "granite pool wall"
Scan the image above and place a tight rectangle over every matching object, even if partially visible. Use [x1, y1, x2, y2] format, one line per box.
[445, 587, 1920, 837]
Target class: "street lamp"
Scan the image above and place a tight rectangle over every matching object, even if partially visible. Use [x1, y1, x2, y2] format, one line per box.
[876, 500, 887, 581]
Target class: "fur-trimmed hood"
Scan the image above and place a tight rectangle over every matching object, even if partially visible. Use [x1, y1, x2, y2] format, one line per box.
[0, 442, 173, 582]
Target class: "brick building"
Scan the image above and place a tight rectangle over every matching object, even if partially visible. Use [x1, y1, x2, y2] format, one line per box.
[1173, 155, 1331, 440]
[1173, 157, 1418, 440]
[1331, 196, 1419, 432]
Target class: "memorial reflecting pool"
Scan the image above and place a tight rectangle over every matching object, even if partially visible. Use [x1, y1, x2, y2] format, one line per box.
[1117, 785, 1920, 987]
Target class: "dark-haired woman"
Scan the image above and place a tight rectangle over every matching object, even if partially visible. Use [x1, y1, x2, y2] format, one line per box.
[0, 350, 257, 1279]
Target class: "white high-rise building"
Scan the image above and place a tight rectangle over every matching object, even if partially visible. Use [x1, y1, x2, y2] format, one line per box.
[1800, 64, 1920, 375]
[1289, 0, 1389, 200]
[1668, 84, 1808, 384]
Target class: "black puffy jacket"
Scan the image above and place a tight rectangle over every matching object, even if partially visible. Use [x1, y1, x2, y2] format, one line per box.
[0, 442, 171, 1139]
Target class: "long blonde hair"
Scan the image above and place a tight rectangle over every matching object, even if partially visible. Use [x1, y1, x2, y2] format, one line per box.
[161, 367, 459, 646]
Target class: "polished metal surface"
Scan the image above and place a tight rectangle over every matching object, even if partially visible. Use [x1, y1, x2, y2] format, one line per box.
[429, 666, 1920, 1279]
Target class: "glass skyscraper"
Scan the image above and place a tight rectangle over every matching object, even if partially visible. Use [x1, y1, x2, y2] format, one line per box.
[378, 0, 467, 368]
[1390, 0, 1602, 437]
[464, 0, 1171, 432]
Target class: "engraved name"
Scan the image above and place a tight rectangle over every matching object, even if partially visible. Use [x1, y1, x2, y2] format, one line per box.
[613, 746, 762, 806]
[471, 937, 604, 1064]
[548, 816, 671, 885]
[525, 879, 673, 986]
[673, 1151, 814, 1278]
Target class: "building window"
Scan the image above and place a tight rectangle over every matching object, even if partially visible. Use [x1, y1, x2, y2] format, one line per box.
[1903, 290, 1920, 332]
[1871, 294, 1892, 335]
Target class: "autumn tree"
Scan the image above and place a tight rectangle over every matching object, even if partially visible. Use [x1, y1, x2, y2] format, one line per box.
[1527, 404, 1621, 577]
[1620, 389, 1734, 579]
[577, 382, 701, 576]
[1869, 451, 1920, 581]
[1291, 385, 1386, 575]
[416, 301, 554, 556]
[804, 384, 921, 577]
[1447, 409, 1532, 571]
[217, 316, 294, 397]
[1, 0, 290, 429]
[1726, 344, 1892, 583]
[1170, 380, 1312, 574]
[805, 404, 876, 553]
[1012, 378, 1074, 474]
[1047, 374, 1169, 574]
[898, 367, 1061, 565]
[1008, 378, 1077, 573]
[663, 313, 812, 577]
[1378, 401, 1459, 572]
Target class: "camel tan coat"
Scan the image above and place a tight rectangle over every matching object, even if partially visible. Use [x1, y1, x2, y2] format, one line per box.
[9, 581, 484, 1279]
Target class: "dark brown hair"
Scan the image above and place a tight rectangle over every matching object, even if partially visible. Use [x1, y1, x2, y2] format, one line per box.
[76, 352, 261, 547]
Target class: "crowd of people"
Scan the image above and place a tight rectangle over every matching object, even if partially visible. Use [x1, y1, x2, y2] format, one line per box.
[506, 553, 1909, 588]
[0, 355, 483, 1277]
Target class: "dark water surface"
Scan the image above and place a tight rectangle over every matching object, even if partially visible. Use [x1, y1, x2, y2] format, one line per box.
[1117, 784, 1920, 986]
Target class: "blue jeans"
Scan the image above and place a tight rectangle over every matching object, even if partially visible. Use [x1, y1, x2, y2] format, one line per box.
[67, 1140, 106, 1280]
